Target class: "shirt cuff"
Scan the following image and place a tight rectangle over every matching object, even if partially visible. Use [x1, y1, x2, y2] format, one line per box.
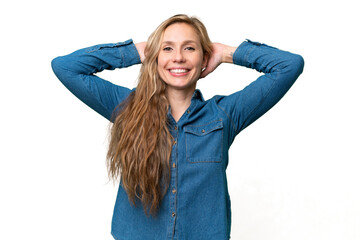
[232, 39, 258, 67]
[117, 39, 142, 68]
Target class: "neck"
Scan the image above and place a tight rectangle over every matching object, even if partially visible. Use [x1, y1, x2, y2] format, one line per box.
[166, 87, 195, 122]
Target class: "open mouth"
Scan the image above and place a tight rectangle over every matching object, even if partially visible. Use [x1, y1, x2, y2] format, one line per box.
[170, 68, 189, 73]
[169, 68, 190, 76]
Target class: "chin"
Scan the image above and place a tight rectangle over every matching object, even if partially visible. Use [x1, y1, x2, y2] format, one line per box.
[167, 82, 197, 91]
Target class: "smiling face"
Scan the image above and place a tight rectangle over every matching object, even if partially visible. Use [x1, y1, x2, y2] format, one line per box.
[157, 23, 208, 94]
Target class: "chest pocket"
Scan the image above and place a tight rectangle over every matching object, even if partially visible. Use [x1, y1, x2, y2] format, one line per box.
[184, 120, 223, 163]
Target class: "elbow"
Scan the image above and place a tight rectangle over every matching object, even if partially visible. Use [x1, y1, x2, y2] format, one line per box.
[51, 56, 71, 84]
[281, 53, 304, 83]
[51, 56, 64, 77]
[276, 53, 304, 88]
[291, 54, 305, 77]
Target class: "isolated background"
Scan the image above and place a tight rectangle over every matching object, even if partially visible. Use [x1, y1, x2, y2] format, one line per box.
[1, 0, 359, 239]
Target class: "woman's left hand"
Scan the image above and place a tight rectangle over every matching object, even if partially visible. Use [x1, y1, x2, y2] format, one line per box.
[200, 43, 237, 79]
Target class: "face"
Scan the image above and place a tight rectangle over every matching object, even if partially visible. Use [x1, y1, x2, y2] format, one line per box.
[157, 23, 207, 93]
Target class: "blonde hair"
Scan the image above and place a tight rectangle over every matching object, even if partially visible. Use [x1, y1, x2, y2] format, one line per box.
[107, 14, 212, 216]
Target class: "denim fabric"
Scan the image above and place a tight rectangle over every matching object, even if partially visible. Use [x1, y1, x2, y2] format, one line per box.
[52, 39, 304, 240]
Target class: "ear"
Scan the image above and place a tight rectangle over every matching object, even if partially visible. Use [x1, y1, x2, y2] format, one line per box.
[202, 53, 209, 69]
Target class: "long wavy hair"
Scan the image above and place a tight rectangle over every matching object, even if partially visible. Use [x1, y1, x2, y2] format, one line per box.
[107, 14, 212, 216]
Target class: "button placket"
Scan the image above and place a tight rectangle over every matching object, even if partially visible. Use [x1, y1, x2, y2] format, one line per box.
[167, 123, 178, 239]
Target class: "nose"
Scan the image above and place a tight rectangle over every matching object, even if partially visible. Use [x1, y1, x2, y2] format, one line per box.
[173, 49, 185, 63]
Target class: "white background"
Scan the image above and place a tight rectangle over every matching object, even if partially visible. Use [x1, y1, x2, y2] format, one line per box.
[1, 0, 359, 239]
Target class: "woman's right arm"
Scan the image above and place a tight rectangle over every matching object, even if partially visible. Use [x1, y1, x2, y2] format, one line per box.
[51, 39, 141, 121]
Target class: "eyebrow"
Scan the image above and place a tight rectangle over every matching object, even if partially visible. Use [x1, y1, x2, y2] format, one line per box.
[161, 40, 199, 46]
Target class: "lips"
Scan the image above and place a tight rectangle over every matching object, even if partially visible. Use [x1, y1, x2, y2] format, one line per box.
[168, 68, 190, 76]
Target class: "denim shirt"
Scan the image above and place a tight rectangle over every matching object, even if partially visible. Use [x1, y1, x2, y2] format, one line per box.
[51, 39, 304, 240]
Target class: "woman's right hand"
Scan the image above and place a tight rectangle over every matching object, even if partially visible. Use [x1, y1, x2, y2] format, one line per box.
[135, 42, 147, 63]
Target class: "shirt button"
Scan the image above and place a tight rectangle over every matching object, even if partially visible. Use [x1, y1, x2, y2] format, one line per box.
[172, 212, 176, 217]
[187, 109, 191, 114]
[201, 129, 205, 133]
[174, 126, 178, 130]
[172, 188, 176, 194]
[173, 140, 177, 145]
[172, 163, 176, 168]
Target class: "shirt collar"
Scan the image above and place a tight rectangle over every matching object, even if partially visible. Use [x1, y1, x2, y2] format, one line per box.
[192, 89, 204, 102]
[167, 89, 204, 125]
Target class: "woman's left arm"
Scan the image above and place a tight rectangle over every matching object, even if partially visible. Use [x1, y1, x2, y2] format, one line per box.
[204, 40, 304, 140]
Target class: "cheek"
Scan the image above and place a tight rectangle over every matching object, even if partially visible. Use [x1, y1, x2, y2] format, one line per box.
[157, 53, 166, 66]
[157, 60, 164, 71]
[156, 60, 167, 81]
[194, 53, 205, 68]
[194, 59, 204, 72]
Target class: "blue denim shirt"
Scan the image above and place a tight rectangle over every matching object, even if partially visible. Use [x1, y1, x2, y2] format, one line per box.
[51, 39, 304, 240]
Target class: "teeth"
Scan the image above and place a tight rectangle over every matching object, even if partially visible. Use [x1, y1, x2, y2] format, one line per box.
[170, 69, 189, 73]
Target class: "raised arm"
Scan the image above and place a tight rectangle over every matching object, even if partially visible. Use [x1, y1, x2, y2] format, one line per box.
[51, 39, 141, 120]
[213, 39, 304, 142]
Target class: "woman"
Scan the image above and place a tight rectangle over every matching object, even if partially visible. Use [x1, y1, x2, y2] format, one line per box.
[52, 14, 304, 240]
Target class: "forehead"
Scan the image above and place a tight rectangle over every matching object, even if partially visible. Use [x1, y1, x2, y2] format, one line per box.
[162, 23, 200, 44]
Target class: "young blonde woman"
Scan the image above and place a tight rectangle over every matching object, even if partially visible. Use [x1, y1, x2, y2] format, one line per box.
[52, 14, 304, 240]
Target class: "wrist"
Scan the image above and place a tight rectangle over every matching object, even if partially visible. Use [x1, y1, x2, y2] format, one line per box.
[135, 42, 146, 63]
[222, 45, 237, 64]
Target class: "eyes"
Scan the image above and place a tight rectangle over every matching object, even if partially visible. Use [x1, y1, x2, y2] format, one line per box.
[162, 46, 196, 52]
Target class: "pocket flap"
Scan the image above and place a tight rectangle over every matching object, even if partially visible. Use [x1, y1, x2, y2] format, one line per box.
[184, 120, 223, 136]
